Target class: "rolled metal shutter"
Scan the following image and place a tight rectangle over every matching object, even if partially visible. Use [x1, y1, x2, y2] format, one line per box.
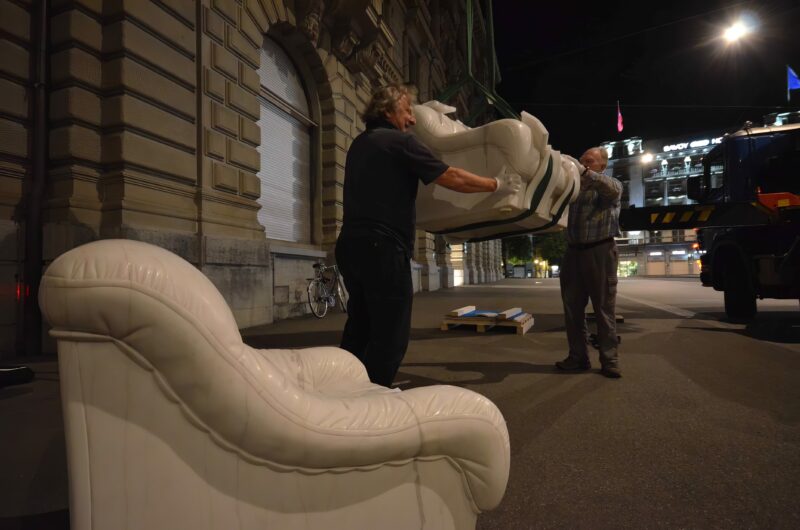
[257, 38, 312, 243]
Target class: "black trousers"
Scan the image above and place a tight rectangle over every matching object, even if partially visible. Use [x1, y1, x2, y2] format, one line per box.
[335, 234, 413, 387]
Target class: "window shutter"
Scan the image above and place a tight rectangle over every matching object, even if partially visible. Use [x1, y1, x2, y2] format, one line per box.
[257, 100, 311, 243]
[259, 39, 309, 115]
[256, 37, 313, 243]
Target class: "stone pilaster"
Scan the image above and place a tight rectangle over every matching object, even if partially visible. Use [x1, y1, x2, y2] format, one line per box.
[435, 235, 454, 288]
[415, 229, 439, 291]
[494, 240, 504, 279]
[0, 0, 32, 355]
[199, 0, 273, 325]
[490, 240, 499, 281]
[484, 241, 493, 282]
[45, 1, 106, 258]
[472, 242, 481, 283]
[478, 241, 488, 283]
[200, 0, 266, 239]
[464, 241, 477, 284]
[319, 49, 372, 253]
[481, 241, 491, 283]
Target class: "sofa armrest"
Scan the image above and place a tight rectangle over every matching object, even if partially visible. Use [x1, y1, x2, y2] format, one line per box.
[253, 346, 375, 394]
[395, 385, 510, 510]
[240, 349, 509, 510]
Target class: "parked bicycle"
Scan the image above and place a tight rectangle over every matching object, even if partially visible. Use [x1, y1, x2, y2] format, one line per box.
[306, 262, 348, 318]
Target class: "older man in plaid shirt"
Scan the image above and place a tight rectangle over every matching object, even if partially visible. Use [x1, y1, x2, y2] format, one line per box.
[557, 147, 623, 378]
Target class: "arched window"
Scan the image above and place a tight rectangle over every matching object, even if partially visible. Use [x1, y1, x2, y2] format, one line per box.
[256, 37, 315, 243]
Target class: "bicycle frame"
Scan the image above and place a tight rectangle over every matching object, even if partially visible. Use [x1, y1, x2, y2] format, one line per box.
[307, 263, 347, 318]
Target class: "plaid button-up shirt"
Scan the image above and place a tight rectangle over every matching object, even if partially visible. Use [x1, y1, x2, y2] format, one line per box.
[566, 169, 623, 245]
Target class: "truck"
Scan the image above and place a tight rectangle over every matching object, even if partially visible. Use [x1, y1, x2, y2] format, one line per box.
[620, 122, 800, 320]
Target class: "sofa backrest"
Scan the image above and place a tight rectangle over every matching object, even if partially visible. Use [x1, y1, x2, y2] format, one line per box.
[40, 239, 243, 350]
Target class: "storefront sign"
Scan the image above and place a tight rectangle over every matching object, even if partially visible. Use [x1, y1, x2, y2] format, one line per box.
[662, 137, 722, 153]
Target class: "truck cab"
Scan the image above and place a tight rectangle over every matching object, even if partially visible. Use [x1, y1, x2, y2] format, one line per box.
[688, 123, 800, 319]
[689, 123, 800, 204]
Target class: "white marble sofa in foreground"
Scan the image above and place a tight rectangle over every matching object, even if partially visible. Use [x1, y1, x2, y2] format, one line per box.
[412, 101, 581, 242]
[39, 239, 510, 530]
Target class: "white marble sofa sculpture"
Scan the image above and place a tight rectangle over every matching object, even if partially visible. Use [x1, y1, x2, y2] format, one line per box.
[39, 239, 510, 530]
[412, 101, 581, 241]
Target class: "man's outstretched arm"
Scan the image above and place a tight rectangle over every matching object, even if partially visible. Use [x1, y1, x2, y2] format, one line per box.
[434, 166, 522, 195]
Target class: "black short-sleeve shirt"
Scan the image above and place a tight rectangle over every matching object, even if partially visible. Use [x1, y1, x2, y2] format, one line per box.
[341, 119, 449, 252]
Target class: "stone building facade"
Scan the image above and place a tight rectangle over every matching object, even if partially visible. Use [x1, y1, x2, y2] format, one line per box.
[0, 0, 503, 357]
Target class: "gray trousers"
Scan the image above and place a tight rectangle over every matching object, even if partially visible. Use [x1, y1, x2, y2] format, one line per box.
[560, 239, 619, 366]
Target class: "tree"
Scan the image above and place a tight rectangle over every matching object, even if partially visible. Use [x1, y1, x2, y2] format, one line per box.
[534, 232, 568, 264]
[503, 236, 533, 265]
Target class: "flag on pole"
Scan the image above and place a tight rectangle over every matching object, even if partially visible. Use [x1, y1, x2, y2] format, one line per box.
[788, 65, 800, 102]
[616, 100, 624, 133]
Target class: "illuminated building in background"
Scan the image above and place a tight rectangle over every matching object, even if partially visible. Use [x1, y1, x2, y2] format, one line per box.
[601, 110, 800, 277]
[602, 131, 727, 277]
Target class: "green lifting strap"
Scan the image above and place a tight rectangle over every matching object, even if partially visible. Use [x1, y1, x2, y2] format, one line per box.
[436, 0, 519, 124]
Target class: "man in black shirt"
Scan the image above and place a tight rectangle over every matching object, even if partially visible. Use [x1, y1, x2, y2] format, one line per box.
[336, 84, 522, 387]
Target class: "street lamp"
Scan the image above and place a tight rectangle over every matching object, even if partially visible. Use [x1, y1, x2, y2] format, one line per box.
[723, 21, 750, 43]
[722, 13, 758, 44]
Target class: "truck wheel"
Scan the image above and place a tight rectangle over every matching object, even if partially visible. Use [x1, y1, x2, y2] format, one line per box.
[723, 261, 756, 321]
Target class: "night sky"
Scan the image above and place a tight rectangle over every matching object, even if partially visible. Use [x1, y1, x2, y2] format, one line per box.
[490, 0, 800, 158]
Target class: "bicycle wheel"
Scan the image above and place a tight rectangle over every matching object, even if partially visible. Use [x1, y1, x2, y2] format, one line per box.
[307, 279, 328, 318]
[336, 281, 348, 313]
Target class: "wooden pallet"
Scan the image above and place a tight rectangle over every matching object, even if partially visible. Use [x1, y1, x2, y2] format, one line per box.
[440, 309, 534, 335]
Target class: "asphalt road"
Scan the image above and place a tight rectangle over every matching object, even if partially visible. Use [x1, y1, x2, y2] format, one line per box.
[2, 277, 799, 529]
[398, 277, 800, 529]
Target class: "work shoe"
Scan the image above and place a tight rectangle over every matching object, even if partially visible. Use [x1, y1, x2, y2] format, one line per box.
[600, 364, 622, 378]
[555, 356, 591, 372]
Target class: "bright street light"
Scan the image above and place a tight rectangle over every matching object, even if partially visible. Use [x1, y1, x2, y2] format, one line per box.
[641, 153, 654, 163]
[722, 13, 758, 44]
[723, 21, 750, 43]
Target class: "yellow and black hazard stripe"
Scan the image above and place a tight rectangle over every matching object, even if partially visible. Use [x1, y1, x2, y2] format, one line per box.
[647, 206, 716, 226]
[621, 201, 775, 231]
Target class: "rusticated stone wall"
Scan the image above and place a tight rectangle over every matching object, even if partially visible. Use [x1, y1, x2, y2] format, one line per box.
[0, 0, 507, 356]
[0, 0, 32, 353]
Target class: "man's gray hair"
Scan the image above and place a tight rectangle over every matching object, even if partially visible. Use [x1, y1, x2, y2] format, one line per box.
[361, 83, 418, 124]
[590, 146, 609, 163]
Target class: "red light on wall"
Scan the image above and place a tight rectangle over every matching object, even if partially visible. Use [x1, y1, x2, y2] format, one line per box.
[16, 283, 30, 300]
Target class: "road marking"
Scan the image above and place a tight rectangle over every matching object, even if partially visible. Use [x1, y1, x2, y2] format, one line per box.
[615, 294, 741, 328]
[459, 284, 560, 289]
[459, 283, 741, 328]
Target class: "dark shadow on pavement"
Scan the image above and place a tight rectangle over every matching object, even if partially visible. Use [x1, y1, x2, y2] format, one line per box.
[413, 327, 523, 339]
[244, 327, 523, 348]
[244, 330, 343, 349]
[0, 510, 69, 530]
[396, 361, 578, 389]
[685, 311, 800, 343]
[691, 311, 728, 321]
[0, 386, 33, 400]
